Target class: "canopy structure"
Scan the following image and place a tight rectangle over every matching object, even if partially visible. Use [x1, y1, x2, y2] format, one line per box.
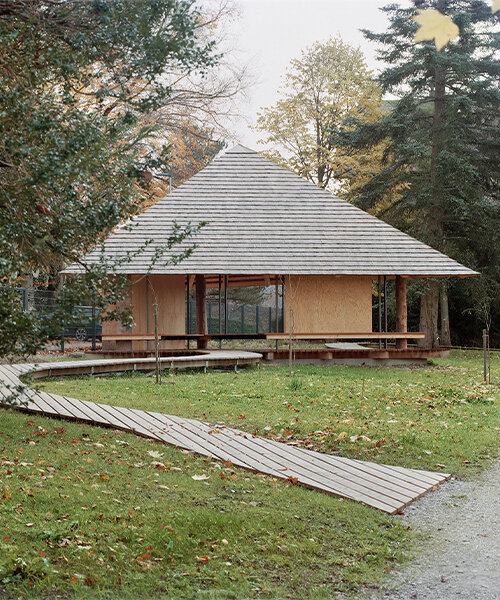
[64, 144, 477, 279]
[63, 145, 477, 355]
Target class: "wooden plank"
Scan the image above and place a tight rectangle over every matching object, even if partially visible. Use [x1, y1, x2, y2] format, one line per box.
[30, 391, 81, 420]
[144, 412, 256, 466]
[246, 434, 428, 499]
[0, 365, 23, 386]
[127, 410, 211, 453]
[103, 334, 156, 341]
[42, 392, 94, 421]
[0, 367, 51, 414]
[18, 389, 61, 416]
[200, 428, 406, 510]
[66, 397, 117, 427]
[1, 357, 451, 514]
[331, 455, 449, 488]
[111, 405, 181, 443]
[226, 431, 418, 503]
[92, 403, 163, 440]
[155, 417, 402, 512]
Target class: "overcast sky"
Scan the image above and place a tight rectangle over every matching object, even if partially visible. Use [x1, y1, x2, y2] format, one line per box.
[226, 0, 407, 147]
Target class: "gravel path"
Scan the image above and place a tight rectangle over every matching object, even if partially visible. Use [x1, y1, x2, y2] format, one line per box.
[368, 458, 500, 600]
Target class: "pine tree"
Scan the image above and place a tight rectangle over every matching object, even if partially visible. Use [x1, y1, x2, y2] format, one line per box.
[337, 0, 500, 347]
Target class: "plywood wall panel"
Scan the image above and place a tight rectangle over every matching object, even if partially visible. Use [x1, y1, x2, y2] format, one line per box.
[284, 276, 372, 334]
[131, 274, 185, 350]
[103, 275, 186, 351]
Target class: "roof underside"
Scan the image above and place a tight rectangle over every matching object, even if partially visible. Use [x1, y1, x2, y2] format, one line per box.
[63, 145, 477, 277]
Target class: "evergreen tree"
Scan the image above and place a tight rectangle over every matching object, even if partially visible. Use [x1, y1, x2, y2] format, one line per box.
[336, 0, 499, 346]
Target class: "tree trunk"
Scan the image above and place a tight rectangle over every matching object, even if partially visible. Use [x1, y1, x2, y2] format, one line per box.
[25, 273, 34, 310]
[316, 117, 324, 187]
[418, 281, 440, 348]
[418, 1, 447, 351]
[440, 281, 451, 346]
[195, 274, 208, 349]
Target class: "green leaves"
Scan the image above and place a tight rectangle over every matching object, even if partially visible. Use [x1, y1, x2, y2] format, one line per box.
[0, 0, 219, 358]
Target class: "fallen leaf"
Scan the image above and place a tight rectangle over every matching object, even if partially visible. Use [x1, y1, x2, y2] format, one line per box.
[414, 9, 459, 51]
[192, 475, 209, 481]
[148, 450, 163, 459]
[150, 461, 169, 471]
[36, 203, 51, 216]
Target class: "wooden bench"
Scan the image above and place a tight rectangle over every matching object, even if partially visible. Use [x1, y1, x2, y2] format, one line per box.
[265, 332, 426, 340]
[102, 333, 268, 342]
[103, 332, 426, 342]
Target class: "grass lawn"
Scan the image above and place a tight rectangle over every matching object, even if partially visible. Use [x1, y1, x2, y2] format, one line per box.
[0, 411, 411, 600]
[0, 350, 497, 599]
[40, 350, 499, 477]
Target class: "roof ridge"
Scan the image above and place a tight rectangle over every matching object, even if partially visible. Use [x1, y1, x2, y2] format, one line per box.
[224, 143, 257, 154]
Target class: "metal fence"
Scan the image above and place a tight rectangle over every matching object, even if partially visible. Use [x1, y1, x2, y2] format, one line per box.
[187, 300, 283, 334]
[17, 287, 58, 313]
[16, 288, 283, 347]
[16, 287, 99, 349]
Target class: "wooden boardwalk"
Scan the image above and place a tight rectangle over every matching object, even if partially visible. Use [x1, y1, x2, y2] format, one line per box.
[0, 355, 450, 514]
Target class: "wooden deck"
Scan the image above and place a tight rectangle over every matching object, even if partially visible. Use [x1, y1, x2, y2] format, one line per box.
[0, 355, 451, 514]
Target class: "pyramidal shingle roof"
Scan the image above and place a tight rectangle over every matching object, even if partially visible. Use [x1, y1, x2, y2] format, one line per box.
[64, 144, 477, 277]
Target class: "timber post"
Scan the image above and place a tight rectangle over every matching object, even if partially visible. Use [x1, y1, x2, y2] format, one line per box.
[195, 274, 208, 349]
[395, 276, 408, 350]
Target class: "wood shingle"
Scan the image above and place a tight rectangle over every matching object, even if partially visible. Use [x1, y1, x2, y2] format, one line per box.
[63, 144, 478, 277]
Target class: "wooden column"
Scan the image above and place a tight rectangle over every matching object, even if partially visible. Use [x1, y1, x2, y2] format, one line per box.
[395, 276, 407, 350]
[195, 274, 208, 349]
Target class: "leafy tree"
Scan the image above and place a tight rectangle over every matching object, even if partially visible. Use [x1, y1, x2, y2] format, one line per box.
[0, 0, 219, 358]
[146, 0, 251, 143]
[255, 36, 385, 198]
[139, 124, 226, 209]
[168, 127, 226, 188]
[336, 0, 500, 347]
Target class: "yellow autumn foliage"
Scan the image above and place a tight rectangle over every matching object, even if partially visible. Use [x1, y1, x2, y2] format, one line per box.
[255, 36, 386, 200]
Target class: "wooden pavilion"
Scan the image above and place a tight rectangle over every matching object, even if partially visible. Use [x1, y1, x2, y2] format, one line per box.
[63, 145, 477, 359]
